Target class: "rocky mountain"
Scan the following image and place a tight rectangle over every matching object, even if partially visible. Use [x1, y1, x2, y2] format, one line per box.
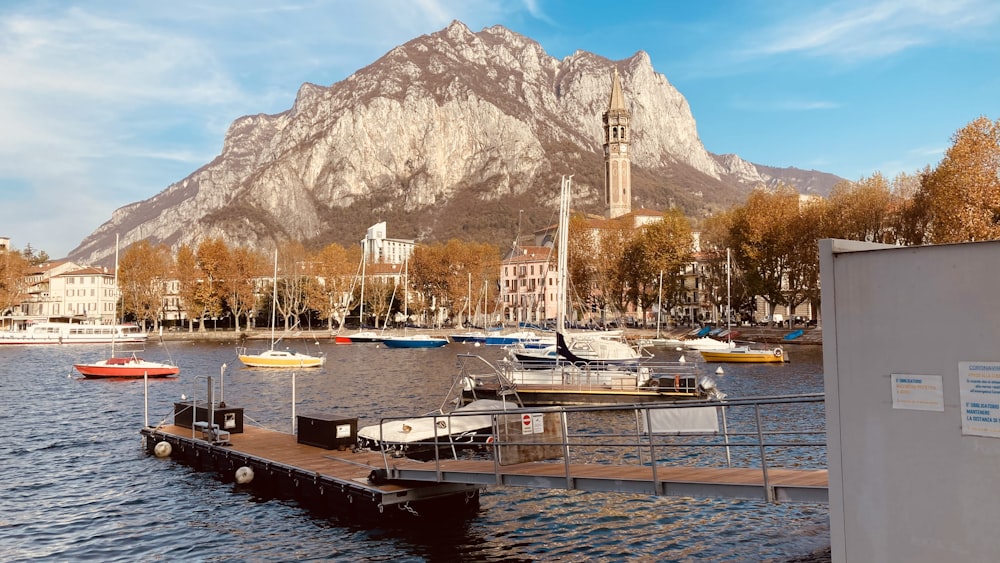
[68, 21, 842, 266]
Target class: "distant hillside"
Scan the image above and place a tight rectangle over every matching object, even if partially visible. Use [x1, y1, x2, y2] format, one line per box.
[67, 21, 843, 266]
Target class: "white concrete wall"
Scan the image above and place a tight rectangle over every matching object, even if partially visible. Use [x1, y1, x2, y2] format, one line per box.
[820, 239, 1000, 562]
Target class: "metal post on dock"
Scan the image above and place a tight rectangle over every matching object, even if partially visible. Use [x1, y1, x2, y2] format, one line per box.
[720, 404, 732, 468]
[561, 411, 573, 489]
[219, 364, 226, 407]
[143, 371, 149, 428]
[207, 375, 214, 441]
[754, 404, 772, 502]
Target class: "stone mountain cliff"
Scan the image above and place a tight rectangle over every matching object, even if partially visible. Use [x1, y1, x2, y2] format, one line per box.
[67, 21, 841, 266]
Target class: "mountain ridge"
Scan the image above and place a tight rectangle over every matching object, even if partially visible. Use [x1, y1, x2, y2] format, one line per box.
[67, 21, 842, 266]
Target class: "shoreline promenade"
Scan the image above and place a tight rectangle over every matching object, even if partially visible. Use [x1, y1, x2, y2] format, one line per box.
[154, 325, 822, 345]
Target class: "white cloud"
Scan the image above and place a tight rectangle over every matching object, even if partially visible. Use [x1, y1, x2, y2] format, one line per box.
[747, 0, 1000, 62]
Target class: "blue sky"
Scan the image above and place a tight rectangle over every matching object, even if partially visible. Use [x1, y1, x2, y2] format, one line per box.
[2, 0, 998, 259]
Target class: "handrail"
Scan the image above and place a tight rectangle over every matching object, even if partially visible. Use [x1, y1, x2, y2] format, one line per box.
[363, 393, 827, 500]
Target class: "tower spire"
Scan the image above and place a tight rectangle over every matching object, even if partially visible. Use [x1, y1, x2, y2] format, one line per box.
[603, 67, 632, 219]
[608, 67, 626, 111]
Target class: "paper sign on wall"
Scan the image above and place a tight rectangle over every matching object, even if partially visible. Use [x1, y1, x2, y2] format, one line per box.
[959, 361, 1000, 438]
[890, 374, 944, 412]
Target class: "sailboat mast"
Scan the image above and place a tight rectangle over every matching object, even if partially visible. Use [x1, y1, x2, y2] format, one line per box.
[556, 175, 572, 331]
[360, 240, 366, 329]
[726, 248, 732, 336]
[656, 270, 663, 339]
[270, 249, 278, 350]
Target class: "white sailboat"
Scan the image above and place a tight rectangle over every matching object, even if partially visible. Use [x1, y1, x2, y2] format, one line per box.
[238, 250, 326, 368]
[462, 175, 708, 405]
[698, 249, 787, 363]
[383, 258, 448, 348]
[334, 242, 384, 343]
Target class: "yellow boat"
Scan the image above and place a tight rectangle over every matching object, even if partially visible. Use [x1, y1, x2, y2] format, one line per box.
[238, 348, 325, 368]
[237, 250, 325, 369]
[699, 345, 787, 363]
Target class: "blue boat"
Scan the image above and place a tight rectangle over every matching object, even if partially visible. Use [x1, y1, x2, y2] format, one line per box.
[783, 329, 804, 341]
[382, 335, 449, 348]
[484, 331, 542, 346]
[448, 331, 487, 343]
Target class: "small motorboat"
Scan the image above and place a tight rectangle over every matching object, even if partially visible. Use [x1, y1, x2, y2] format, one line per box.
[382, 335, 448, 348]
[74, 352, 179, 378]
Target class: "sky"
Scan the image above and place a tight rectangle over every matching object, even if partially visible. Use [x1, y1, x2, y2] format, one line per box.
[2, 0, 998, 259]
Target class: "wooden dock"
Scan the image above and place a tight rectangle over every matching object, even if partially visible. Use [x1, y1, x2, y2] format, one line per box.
[142, 421, 828, 511]
[140, 424, 484, 518]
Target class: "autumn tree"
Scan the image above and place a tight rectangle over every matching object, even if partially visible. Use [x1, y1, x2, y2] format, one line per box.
[566, 214, 598, 320]
[274, 242, 313, 331]
[728, 185, 801, 324]
[825, 173, 901, 244]
[622, 209, 694, 326]
[365, 278, 398, 328]
[593, 216, 633, 323]
[307, 243, 362, 331]
[195, 238, 229, 332]
[918, 116, 1000, 243]
[892, 169, 932, 246]
[222, 246, 266, 332]
[118, 240, 172, 329]
[19, 244, 50, 266]
[174, 244, 201, 332]
[407, 240, 501, 327]
[783, 196, 827, 324]
[0, 248, 30, 321]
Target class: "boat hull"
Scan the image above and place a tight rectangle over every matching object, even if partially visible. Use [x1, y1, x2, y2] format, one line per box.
[74, 364, 179, 378]
[0, 322, 147, 345]
[382, 337, 448, 349]
[699, 348, 787, 363]
[238, 355, 325, 368]
[334, 332, 385, 344]
[449, 333, 487, 343]
[462, 383, 705, 406]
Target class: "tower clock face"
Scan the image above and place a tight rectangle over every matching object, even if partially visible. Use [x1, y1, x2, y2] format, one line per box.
[621, 145, 627, 153]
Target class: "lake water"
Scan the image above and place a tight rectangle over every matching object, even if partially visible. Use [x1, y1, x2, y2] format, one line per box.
[0, 339, 829, 561]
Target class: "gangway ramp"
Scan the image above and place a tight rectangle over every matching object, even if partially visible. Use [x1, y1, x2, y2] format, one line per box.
[385, 457, 828, 503]
[368, 393, 829, 504]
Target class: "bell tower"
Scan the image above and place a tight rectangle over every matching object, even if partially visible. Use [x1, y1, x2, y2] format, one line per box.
[603, 67, 631, 219]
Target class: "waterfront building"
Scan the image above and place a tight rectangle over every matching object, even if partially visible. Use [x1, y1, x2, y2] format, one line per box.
[363, 221, 414, 265]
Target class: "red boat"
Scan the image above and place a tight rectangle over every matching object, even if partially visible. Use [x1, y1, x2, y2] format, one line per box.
[334, 331, 385, 344]
[74, 353, 180, 378]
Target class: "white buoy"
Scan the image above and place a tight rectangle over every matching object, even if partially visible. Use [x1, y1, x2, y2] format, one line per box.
[154, 441, 172, 457]
[235, 466, 254, 484]
[474, 342, 481, 347]
[716, 366, 725, 375]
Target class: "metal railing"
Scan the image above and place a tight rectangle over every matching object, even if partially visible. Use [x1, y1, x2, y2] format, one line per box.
[362, 392, 826, 501]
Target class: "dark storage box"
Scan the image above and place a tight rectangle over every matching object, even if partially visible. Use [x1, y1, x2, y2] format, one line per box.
[174, 401, 244, 433]
[297, 413, 357, 450]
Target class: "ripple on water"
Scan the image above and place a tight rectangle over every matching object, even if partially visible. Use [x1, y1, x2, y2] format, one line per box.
[0, 342, 829, 561]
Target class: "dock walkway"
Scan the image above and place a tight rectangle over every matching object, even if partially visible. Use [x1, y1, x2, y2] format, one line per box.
[143, 393, 828, 513]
